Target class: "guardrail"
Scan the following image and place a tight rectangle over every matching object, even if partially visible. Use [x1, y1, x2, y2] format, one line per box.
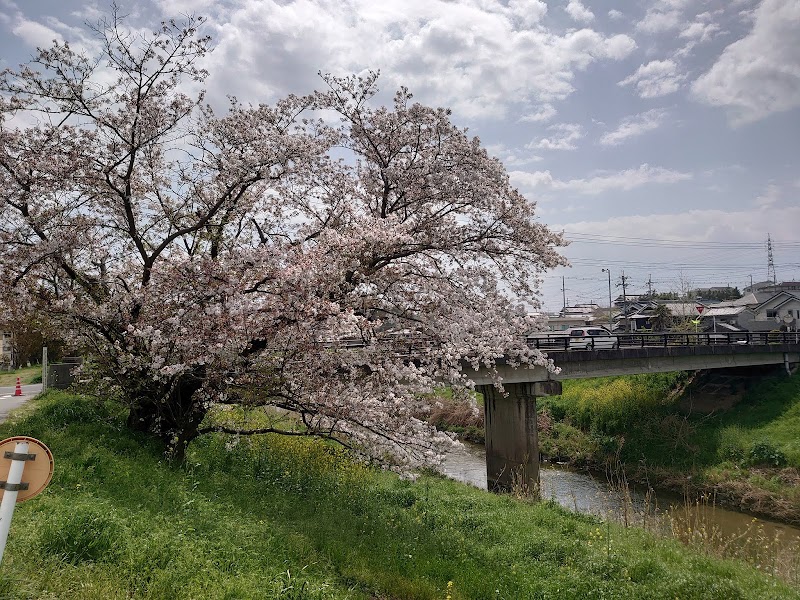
[527, 331, 800, 351]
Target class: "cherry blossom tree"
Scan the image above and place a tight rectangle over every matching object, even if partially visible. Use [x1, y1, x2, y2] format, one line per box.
[0, 11, 566, 464]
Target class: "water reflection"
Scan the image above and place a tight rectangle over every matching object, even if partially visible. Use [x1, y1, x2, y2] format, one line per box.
[439, 441, 645, 516]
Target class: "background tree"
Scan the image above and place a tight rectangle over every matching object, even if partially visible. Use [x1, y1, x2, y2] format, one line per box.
[692, 287, 742, 301]
[650, 304, 673, 331]
[0, 314, 65, 367]
[0, 11, 566, 465]
[652, 291, 679, 301]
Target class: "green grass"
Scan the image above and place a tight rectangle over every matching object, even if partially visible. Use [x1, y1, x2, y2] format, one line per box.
[0, 365, 42, 386]
[537, 371, 800, 522]
[0, 391, 797, 599]
[703, 375, 800, 467]
[537, 371, 800, 468]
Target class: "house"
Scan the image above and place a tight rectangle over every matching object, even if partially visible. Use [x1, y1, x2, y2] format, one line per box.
[595, 289, 800, 333]
[746, 291, 800, 331]
[744, 280, 778, 294]
[545, 303, 610, 331]
[616, 300, 700, 331]
[699, 291, 800, 332]
[700, 305, 749, 332]
[758, 282, 800, 296]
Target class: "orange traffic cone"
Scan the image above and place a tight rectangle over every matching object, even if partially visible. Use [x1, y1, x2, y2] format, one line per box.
[13, 377, 22, 397]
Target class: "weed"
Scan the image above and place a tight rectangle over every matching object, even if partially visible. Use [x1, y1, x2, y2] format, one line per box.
[748, 440, 788, 468]
[38, 501, 126, 564]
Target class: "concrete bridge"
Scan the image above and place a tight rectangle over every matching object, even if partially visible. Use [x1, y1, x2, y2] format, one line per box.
[467, 332, 800, 492]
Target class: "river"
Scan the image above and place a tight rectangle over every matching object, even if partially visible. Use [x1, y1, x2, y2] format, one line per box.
[440, 441, 800, 579]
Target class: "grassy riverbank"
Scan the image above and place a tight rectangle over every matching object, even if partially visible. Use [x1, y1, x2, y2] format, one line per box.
[0, 391, 796, 598]
[536, 370, 800, 523]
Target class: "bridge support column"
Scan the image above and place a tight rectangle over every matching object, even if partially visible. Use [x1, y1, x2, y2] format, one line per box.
[477, 381, 562, 493]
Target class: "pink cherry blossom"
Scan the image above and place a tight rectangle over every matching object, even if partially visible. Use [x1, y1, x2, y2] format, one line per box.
[0, 10, 566, 466]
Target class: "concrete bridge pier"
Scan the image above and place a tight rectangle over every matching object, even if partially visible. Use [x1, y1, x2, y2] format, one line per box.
[477, 381, 562, 493]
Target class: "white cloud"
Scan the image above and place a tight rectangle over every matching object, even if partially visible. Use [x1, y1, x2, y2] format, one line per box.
[199, 0, 635, 120]
[566, 1, 594, 23]
[511, 163, 692, 195]
[619, 59, 685, 98]
[558, 205, 800, 248]
[11, 18, 62, 47]
[599, 109, 669, 146]
[527, 123, 584, 150]
[754, 183, 781, 208]
[486, 143, 542, 167]
[738, 9, 757, 23]
[634, 0, 698, 33]
[679, 20, 721, 42]
[636, 9, 682, 33]
[608, 10, 624, 20]
[520, 103, 557, 123]
[691, 0, 800, 125]
[154, 0, 217, 13]
[510, 170, 556, 190]
[507, 0, 549, 28]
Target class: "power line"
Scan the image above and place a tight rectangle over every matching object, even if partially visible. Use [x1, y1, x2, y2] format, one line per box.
[563, 232, 800, 249]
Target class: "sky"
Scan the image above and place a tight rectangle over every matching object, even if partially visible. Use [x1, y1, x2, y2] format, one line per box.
[1, 0, 799, 312]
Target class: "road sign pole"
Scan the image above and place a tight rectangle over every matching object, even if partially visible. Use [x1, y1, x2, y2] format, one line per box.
[42, 347, 48, 392]
[0, 441, 28, 564]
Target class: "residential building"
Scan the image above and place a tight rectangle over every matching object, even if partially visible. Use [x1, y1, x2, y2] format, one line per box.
[699, 291, 800, 332]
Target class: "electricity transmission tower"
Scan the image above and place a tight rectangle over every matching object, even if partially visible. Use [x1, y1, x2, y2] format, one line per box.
[767, 234, 777, 284]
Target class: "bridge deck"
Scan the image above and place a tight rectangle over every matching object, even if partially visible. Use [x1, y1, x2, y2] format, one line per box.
[470, 333, 800, 385]
[528, 331, 800, 352]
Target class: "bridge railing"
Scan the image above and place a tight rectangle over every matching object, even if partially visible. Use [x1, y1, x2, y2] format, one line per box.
[526, 331, 800, 351]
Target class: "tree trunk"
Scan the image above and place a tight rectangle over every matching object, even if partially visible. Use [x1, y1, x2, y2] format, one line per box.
[125, 369, 209, 462]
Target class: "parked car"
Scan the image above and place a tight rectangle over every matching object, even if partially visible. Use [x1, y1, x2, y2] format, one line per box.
[566, 327, 619, 350]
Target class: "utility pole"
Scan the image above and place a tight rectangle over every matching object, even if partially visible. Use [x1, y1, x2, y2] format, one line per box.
[561, 276, 566, 315]
[601, 268, 613, 330]
[647, 274, 653, 298]
[617, 271, 631, 332]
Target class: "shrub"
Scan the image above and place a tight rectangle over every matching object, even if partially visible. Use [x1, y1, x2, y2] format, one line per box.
[747, 440, 787, 467]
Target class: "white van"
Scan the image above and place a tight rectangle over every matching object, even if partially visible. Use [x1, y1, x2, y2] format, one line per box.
[566, 327, 619, 350]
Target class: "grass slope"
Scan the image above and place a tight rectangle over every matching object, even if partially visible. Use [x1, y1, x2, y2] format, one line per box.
[0, 392, 796, 599]
[538, 372, 800, 521]
[0, 365, 42, 387]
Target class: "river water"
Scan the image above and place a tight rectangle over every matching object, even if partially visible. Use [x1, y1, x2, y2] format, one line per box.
[440, 441, 800, 578]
